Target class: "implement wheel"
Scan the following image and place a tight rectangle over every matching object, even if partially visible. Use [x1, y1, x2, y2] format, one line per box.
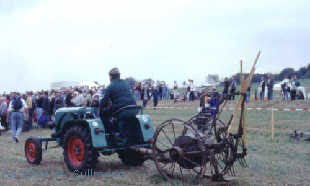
[63, 126, 98, 172]
[153, 119, 207, 182]
[25, 137, 42, 165]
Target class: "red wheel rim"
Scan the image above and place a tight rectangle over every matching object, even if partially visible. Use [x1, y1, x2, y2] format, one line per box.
[25, 141, 36, 162]
[67, 136, 85, 167]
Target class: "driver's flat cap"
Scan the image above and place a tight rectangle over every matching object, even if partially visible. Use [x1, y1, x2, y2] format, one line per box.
[109, 67, 120, 75]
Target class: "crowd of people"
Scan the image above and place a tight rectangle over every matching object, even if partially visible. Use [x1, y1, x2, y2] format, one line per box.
[0, 86, 102, 141]
[257, 74, 304, 101]
[0, 73, 307, 143]
[131, 82, 169, 108]
[222, 74, 306, 102]
[131, 80, 201, 108]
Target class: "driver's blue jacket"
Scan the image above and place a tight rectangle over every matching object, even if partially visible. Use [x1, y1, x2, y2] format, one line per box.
[101, 78, 137, 116]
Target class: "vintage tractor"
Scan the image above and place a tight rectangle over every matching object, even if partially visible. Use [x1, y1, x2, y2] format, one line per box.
[25, 52, 260, 182]
[25, 105, 155, 172]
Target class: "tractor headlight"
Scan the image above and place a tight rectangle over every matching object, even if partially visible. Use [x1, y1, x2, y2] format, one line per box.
[141, 115, 149, 123]
[92, 121, 99, 127]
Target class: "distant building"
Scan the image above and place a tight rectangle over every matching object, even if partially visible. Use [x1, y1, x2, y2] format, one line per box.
[50, 81, 80, 89]
[201, 74, 220, 87]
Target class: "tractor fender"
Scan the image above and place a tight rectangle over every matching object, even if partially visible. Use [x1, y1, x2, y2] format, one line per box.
[136, 115, 155, 142]
[54, 119, 108, 148]
[85, 119, 108, 148]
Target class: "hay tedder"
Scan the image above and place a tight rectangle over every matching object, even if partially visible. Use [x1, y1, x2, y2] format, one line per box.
[25, 52, 260, 182]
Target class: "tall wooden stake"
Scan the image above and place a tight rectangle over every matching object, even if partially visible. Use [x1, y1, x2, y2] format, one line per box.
[240, 60, 247, 147]
[228, 51, 261, 133]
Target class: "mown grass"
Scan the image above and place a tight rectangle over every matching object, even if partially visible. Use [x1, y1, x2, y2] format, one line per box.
[0, 101, 310, 186]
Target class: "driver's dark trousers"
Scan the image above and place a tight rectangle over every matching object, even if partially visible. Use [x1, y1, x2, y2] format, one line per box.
[101, 108, 139, 145]
[116, 109, 139, 145]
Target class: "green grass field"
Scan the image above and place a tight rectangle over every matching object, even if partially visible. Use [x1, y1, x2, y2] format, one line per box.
[0, 101, 310, 186]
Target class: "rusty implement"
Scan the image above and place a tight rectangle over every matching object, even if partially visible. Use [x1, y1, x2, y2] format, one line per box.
[129, 52, 261, 182]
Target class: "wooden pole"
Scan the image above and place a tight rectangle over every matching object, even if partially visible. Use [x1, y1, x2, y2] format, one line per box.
[228, 51, 261, 133]
[240, 60, 247, 147]
[240, 60, 243, 90]
[243, 102, 247, 146]
[271, 107, 275, 140]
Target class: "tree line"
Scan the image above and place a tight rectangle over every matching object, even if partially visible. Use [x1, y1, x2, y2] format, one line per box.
[232, 63, 310, 84]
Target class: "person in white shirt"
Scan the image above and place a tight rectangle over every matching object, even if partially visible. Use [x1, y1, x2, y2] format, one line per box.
[7, 92, 28, 143]
[72, 91, 86, 107]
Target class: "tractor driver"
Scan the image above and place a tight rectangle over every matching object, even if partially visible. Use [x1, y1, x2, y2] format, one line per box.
[100, 68, 139, 145]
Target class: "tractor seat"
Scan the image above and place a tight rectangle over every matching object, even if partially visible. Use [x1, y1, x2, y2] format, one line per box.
[109, 105, 144, 145]
[111, 105, 143, 117]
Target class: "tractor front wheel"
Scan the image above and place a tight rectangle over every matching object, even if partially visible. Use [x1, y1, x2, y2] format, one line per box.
[63, 126, 98, 172]
[25, 137, 42, 165]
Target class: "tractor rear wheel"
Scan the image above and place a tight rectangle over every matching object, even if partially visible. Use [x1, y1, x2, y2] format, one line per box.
[118, 149, 145, 166]
[63, 126, 98, 172]
[25, 137, 42, 165]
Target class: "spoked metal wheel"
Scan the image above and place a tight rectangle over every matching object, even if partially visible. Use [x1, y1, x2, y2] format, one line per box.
[152, 119, 207, 182]
[205, 135, 245, 179]
[213, 119, 228, 142]
[208, 141, 236, 180]
[189, 117, 234, 181]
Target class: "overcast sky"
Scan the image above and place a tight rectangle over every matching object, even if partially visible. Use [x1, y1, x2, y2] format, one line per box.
[0, 0, 309, 92]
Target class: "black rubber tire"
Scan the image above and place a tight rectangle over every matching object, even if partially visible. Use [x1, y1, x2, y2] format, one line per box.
[118, 149, 145, 166]
[25, 137, 42, 165]
[63, 126, 98, 172]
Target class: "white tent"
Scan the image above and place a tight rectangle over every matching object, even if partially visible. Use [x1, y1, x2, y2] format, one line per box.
[273, 80, 307, 100]
[79, 81, 100, 88]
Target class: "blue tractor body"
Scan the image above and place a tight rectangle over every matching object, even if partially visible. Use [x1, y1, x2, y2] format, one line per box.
[53, 106, 154, 150]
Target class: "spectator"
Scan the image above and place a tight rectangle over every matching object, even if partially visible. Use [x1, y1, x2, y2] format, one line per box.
[91, 94, 100, 117]
[65, 92, 73, 107]
[86, 91, 92, 107]
[35, 92, 44, 123]
[223, 77, 230, 96]
[259, 77, 265, 101]
[71, 91, 81, 106]
[147, 85, 152, 101]
[7, 92, 28, 143]
[25, 92, 34, 131]
[186, 84, 191, 102]
[135, 82, 141, 101]
[142, 85, 148, 108]
[141, 85, 145, 101]
[162, 83, 168, 100]
[266, 73, 274, 101]
[158, 84, 163, 101]
[230, 77, 237, 100]
[152, 86, 159, 109]
[189, 80, 195, 101]
[49, 91, 55, 118]
[200, 88, 210, 111]
[290, 75, 297, 101]
[54, 91, 64, 111]
[42, 91, 50, 120]
[281, 76, 290, 101]
[173, 81, 178, 90]
[0, 97, 8, 131]
[173, 81, 178, 101]
[246, 86, 251, 103]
